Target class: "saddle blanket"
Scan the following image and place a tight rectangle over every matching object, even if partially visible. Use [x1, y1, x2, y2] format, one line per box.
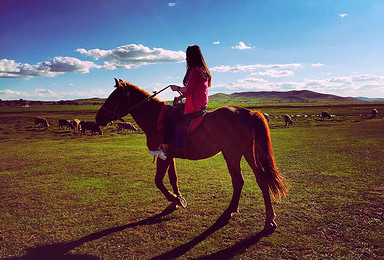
[157, 105, 203, 148]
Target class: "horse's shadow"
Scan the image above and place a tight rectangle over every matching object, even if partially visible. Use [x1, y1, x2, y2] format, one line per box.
[152, 218, 274, 260]
[5, 206, 273, 260]
[5, 205, 178, 260]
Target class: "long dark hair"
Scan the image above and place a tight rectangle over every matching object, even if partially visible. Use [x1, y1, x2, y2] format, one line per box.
[183, 45, 211, 87]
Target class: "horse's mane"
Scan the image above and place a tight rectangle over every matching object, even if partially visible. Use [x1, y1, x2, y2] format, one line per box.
[121, 81, 166, 105]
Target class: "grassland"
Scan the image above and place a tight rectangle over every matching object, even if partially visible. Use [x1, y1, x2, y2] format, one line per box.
[0, 103, 383, 259]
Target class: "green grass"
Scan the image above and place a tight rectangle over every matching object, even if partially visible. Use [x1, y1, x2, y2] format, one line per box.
[0, 104, 383, 259]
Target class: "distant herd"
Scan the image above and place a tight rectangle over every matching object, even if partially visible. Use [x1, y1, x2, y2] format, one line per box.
[34, 108, 379, 133]
[34, 117, 138, 135]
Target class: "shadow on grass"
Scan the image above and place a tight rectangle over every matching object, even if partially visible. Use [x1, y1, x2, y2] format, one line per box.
[152, 217, 274, 260]
[196, 228, 274, 259]
[3, 205, 177, 260]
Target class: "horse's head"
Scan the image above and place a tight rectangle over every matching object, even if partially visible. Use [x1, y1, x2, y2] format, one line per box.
[96, 78, 132, 126]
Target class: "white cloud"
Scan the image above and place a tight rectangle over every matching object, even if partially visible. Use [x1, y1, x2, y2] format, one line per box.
[0, 57, 100, 79]
[224, 77, 279, 91]
[339, 13, 348, 18]
[213, 41, 220, 45]
[168, 3, 176, 7]
[0, 89, 26, 97]
[251, 69, 294, 77]
[34, 88, 54, 94]
[311, 63, 324, 68]
[62, 89, 108, 99]
[210, 63, 302, 73]
[0, 87, 109, 100]
[0, 44, 185, 79]
[76, 44, 185, 69]
[213, 73, 384, 98]
[231, 41, 253, 50]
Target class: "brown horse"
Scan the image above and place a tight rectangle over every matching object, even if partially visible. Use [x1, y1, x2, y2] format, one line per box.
[96, 79, 287, 231]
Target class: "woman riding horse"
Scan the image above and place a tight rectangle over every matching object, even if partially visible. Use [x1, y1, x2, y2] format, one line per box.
[150, 45, 211, 160]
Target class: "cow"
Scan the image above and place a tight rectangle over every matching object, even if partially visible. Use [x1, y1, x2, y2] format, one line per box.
[321, 111, 331, 120]
[80, 121, 103, 135]
[371, 109, 378, 119]
[58, 119, 73, 130]
[284, 115, 293, 126]
[262, 113, 270, 123]
[72, 119, 81, 132]
[35, 117, 49, 128]
[117, 122, 138, 133]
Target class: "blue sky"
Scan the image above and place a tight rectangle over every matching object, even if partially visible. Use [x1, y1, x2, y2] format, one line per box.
[1, 0, 384, 101]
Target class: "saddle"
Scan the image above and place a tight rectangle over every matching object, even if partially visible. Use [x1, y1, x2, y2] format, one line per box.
[157, 104, 205, 148]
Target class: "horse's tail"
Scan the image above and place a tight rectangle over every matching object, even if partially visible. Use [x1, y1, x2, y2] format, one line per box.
[252, 111, 287, 201]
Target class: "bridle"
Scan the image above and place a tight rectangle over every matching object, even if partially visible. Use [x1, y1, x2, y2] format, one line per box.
[100, 85, 171, 121]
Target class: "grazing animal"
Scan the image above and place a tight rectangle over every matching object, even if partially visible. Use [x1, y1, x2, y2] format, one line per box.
[284, 115, 293, 126]
[96, 79, 287, 230]
[117, 122, 138, 133]
[371, 109, 378, 118]
[263, 113, 270, 123]
[35, 117, 49, 128]
[58, 119, 73, 130]
[80, 121, 103, 135]
[72, 119, 81, 132]
[321, 111, 331, 120]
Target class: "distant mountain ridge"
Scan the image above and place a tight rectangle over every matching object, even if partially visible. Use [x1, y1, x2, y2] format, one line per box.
[353, 97, 384, 102]
[2, 90, 382, 106]
[209, 90, 359, 103]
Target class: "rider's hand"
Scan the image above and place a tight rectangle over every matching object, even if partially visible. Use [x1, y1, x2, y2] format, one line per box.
[169, 85, 180, 91]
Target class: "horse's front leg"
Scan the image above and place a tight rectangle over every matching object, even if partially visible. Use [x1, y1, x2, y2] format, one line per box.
[168, 158, 187, 208]
[167, 158, 181, 197]
[155, 158, 178, 203]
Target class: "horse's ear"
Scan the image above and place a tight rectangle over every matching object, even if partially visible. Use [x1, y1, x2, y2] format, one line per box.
[114, 78, 119, 88]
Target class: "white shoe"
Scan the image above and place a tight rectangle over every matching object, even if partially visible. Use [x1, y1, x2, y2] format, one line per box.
[149, 149, 167, 160]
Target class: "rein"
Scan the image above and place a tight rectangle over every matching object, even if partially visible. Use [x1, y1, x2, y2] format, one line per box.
[125, 85, 170, 114]
[101, 85, 171, 120]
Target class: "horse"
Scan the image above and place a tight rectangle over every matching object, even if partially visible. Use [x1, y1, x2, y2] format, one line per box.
[117, 122, 138, 133]
[284, 115, 293, 126]
[321, 111, 331, 120]
[96, 79, 287, 231]
[262, 113, 270, 123]
[72, 119, 81, 133]
[35, 117, 49, 128]
[371, 109, 378, 119]
[80, 121, 103, 135]
[58, 119, 73, 130]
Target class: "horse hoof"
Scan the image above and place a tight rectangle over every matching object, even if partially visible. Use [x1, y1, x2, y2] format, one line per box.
[174, 196, 187, 208]
[217, 211, 234, 224]
[264, 221, 277, 232]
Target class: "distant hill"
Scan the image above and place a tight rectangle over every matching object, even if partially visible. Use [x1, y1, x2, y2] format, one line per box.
[2, 90, 382, 108]
[73, 98, 105, 105]
[354, 97, 384, 102]
[209, 90, 358, 104]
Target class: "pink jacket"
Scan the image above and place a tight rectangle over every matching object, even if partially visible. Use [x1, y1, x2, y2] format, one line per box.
[179, 66, 209, 114]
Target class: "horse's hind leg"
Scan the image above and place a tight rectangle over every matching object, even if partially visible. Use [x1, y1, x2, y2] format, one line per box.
[220, 153, 244, 221]
[244, 146, 276, 231]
